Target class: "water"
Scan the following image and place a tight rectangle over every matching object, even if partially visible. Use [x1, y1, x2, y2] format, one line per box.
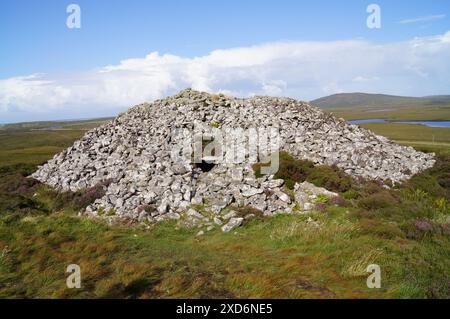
[349, 119, 450, 128]
[349, 119, 386, 124]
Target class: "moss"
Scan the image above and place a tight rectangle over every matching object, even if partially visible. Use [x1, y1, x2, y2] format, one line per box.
[0, 164, 41, 196]
[341, 189, 359, 200]
[275, 153, 314, 189]
[315, 194, 330, 204]
[403, 154, 450, 200]
[0, 192, 46, 218]
[359, 219, 405, 239]
[106, 209, 116, 216]
[357, 191, 397, 210]
[253, 152, 354, 192]
[234, 206, 265, 220]
[210, 121, 219, 128]
[254, 152, 313, 188]
[306, 165, 353, 193]
[35, 180, 111, 213]
[137, 204, 156, 215]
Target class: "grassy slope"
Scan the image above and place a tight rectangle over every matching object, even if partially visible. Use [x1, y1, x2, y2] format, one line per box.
[0, 130, 86, 167]
[311, 93, 450, 110]
[0, 122, 449, 298]
[1, 212, 390, 298]
[315, 92, 450, 121]
[329, 107, 450, 121]
[0, 118, 112, 167]
[0, 118, 113, 131]
[360, 123, 450, 143]
[327, 109, 450, 156]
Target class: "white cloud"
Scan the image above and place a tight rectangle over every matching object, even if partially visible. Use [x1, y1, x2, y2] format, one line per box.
[1, 31, 450, 121]
[352, 75, 380, 82]
[399, 14, 446, 24]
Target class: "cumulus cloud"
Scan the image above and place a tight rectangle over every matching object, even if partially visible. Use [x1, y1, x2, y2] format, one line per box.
[1, 31, 450, 121]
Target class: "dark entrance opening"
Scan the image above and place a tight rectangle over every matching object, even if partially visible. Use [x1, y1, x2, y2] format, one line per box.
[195, 160, 216, 173]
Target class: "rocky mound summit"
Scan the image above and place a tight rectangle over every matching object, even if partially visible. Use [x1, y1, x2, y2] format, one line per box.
[32, 89, 435, 230]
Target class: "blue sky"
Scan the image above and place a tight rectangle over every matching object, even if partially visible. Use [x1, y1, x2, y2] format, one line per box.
[1, 0, 450, 123]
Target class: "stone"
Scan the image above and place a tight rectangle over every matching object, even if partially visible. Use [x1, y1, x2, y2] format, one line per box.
[274, 190, 291, 203]
[231, 168, 244, 182]
[157, 200, 169, 214]
[196, 230, 204, 237]
[191, 196, 203, 205]
[294, 181, 338, 198]
[221, 217, 244, 232]
[262, 179, 284, 188]
[303, 202, 314, 211]
[241, 185, 264, 197]
[29, 89, 435, 226]
[187, 208, 204, 219]
[213, 217, 223, 225]
[208, 196, 232, 213]
[222, 210, 237, 220]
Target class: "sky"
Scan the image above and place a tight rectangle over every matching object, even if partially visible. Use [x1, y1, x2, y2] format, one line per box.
[1, 0, 450, 123]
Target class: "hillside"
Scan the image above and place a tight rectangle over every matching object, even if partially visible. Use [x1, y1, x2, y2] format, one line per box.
[311, 93, 450, 109]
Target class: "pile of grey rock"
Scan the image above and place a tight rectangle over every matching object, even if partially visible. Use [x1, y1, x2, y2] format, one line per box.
[31, 89, 435, 231]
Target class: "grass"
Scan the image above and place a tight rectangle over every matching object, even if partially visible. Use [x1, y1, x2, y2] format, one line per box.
[328, 106, 450, 156]
[326, 104, 450, 156]
[0, 118, 113, 131]
[359, 123, 450, 144]
[329, 106, 450, 121]
[0, 130, 86, 168]
[1, 192, 448, 298]
[253, 152, 353, 192]
[398, 143, 450, 157]
[0, 120, 449, 299]
[312, 92, 450, 111]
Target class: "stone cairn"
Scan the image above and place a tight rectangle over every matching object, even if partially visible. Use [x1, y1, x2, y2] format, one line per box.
[31, 89, 435, 232]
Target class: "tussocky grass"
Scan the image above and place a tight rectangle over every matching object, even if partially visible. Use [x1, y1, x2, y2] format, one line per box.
[0, 124, 449, 299]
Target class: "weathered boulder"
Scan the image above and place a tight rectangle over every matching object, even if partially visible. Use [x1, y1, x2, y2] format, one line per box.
[221, 217, 244, 233]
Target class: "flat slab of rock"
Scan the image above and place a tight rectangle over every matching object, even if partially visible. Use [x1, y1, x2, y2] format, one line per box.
[221, 217, 244, 232]
[294, 181, 338, 198]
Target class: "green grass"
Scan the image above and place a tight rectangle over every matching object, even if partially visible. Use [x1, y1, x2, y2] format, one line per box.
[0, 118, 111, 167]
[329, 106, 450, 121]
[254, 152, 353, 192]
[1, 180, 448, 298]
[0, 130, 86, 168]
[359, 123, 450, 144]
[325, 107, 450, 156]
[312, 92, 450, 111]
[0, 121, 449, 299]
[398, 143, 450, 157]
[0, 118, 113, 132]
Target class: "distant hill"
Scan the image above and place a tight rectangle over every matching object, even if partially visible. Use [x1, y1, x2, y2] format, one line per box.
[311, 93, 450, 109]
